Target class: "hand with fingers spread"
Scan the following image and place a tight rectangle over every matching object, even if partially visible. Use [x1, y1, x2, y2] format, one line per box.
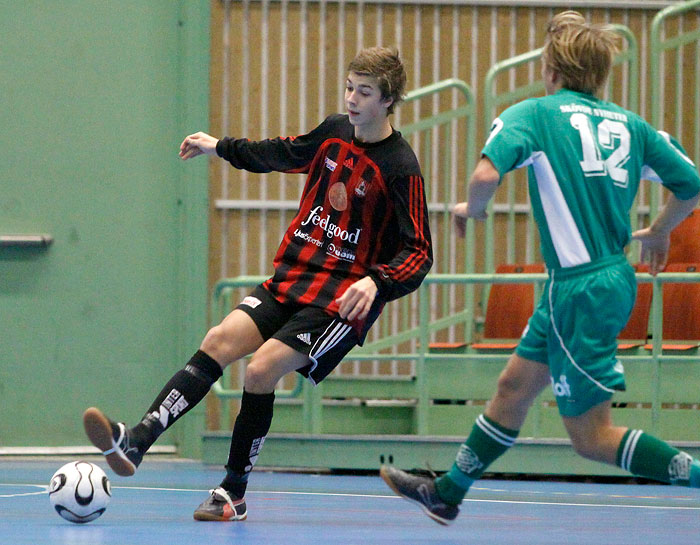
[179, 132, 219, 160]
[631, 227, 669, 276]
[335, 276, 378, 322]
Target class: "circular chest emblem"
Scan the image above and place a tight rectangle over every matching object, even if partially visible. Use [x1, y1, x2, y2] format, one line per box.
[328, 181, 348, 211]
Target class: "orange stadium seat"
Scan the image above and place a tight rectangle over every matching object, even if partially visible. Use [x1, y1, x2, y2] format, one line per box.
[471, 263, 545, 350]
[643, 263, 700, 350]
[667, 209, 700, 264]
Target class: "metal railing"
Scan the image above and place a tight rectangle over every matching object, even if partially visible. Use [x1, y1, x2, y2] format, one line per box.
[362, 78, 478, 354]
[210, 270, 700, 437]
[650, 0, 700, 217]
[413, 271, 700, 434]
[211, 3, 688, 384]
[207, 13, 700, 440]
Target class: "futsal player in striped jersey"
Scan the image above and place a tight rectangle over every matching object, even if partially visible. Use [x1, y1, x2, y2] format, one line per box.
[381, 11, 700, 525]
[83, 46, 432, 521]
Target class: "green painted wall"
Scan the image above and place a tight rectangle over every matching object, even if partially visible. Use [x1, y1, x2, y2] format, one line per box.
[0, 1, 210, 450]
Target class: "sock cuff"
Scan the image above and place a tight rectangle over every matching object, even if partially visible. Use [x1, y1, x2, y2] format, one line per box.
[616, 429, 642, 471]
[241, 389, 276, 407]
[186, 350, 224, 384]
[239, 389, 276, 424]
[476, 414, 519, 447]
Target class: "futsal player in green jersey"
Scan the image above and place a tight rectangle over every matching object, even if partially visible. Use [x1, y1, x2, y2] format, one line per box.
[381, 11, 700, 525]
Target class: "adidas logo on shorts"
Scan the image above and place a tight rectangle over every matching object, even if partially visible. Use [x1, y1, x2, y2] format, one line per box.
[296, 332, 312, 345]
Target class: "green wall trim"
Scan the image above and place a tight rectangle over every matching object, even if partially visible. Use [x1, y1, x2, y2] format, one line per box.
[202, 433, 700, 476]
[2, 2, 208, 446]
[175, 0, 211, 460]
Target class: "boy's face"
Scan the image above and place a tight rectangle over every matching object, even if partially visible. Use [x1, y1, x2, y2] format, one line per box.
[344, 72, 392, 128]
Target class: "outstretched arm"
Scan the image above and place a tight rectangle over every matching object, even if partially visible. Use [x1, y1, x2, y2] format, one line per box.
[632, 193, 699, 275]
[179, 132, 219, 160]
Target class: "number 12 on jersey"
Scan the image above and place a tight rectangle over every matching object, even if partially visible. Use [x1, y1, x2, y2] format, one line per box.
[570, 112, 631, 188]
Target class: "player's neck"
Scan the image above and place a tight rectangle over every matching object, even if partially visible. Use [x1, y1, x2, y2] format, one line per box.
[354, 118, 393, 144]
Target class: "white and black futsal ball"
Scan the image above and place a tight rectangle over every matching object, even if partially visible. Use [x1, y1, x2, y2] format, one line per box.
[49, 461, 111, 523]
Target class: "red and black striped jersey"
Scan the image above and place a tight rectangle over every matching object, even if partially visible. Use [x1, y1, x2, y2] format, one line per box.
[216, 114, 432, 339]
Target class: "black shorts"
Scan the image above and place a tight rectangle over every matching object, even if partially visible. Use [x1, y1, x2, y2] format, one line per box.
[236, 285, 360, 385]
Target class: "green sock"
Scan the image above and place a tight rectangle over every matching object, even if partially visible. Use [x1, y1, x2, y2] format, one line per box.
[436, 414, 519, 505]
[617, 429, 700, 486]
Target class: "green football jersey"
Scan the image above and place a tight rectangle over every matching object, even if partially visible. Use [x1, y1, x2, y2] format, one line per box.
[482, 88, 700, 269]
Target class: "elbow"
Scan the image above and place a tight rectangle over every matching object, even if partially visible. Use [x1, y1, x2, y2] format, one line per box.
[470, 171, 500, 191]
[418, 240, 434, 274]
[675, 189, 700, 210]
[470, 157, 501, 188]
[415, 248, 434, 282]
[425, 251, 434, 272]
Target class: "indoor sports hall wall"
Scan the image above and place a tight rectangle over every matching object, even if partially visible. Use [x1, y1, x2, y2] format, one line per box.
[1, 1, 210, 452]
[206, 0, 700, 407]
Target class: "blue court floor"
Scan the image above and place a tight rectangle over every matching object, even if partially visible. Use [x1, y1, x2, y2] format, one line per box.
[1, 457, 699, 545]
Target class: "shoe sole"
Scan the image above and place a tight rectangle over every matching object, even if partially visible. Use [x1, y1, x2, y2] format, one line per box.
[379, 466, 452, 526]
[193, 511, 247, 522]
[83, 407, 136, 477]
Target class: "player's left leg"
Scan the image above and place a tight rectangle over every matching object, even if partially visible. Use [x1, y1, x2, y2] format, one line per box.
[217, 338, 310, 493]
[437, 354, 550, 501]
[563, 401, 700, 486]
[381, 352, 550, 525]
[195, 307, 362, 521]
[381, 282, 554, 524]
[193, 338, 309, 522]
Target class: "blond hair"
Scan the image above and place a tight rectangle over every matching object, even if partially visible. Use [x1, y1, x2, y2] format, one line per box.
[347, 47, 406, 114]
[542, 11, 620, 96]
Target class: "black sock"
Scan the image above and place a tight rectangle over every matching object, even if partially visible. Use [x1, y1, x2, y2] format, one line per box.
[220, 389, 275, 498]
[130, 350, 223, 451]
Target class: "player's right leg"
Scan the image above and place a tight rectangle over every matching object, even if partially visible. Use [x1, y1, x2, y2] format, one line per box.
[381, 353, 550, 523]
[84, 308, 265, 476]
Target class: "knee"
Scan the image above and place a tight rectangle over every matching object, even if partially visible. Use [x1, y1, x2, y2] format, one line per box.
[494, 369, 529, 404]
[200, 325, 231, 363]
[493, 358, 548, 405]
[244, 358, 278, 394]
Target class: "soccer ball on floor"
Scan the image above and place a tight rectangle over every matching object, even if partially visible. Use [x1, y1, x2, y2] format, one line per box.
[49, 461, 111, 523]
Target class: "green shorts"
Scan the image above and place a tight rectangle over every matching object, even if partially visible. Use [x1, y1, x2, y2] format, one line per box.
[516, 255, 636, 417]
